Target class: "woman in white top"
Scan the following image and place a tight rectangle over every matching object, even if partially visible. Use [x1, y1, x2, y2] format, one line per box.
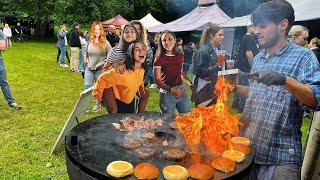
[3, 24, 12, 47]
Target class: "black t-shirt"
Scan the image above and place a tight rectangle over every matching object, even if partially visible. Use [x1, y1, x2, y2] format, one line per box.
[237, 34, 259, 72]
[106, 33, 120, 47]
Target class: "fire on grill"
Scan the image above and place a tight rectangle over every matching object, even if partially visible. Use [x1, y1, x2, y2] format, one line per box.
[175, 76, 251, 172]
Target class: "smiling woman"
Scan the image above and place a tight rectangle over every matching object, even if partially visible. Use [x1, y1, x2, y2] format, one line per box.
[93, 40, 149, 114]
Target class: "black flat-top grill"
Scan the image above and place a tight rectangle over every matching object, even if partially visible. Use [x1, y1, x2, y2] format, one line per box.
[65, 112, 254, 180]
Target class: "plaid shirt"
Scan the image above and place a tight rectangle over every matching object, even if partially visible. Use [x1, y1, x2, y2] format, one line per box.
[242, 40, 320, 165]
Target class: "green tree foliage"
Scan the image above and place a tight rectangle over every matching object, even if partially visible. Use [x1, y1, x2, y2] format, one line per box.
[0, 0, 202, 37]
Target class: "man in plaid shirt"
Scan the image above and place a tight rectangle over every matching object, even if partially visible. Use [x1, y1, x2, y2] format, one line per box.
[236, 0, 320, 179]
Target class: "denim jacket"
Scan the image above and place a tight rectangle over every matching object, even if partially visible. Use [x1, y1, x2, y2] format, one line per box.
[56, 30, 67, 46]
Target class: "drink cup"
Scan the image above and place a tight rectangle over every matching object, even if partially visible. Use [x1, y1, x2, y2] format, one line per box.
[217, 50, 225, 66]
[226, 59, 235, 70]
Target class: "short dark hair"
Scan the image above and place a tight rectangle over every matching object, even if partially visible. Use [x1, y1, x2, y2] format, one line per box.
[251, 0, 295, 35]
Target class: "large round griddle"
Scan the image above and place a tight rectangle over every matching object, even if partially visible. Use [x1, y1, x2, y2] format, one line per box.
[65, 112, 254, 179]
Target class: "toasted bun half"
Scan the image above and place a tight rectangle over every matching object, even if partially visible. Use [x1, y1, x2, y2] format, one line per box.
[163, 165, 189, 180]
[187, 163, 214, 180]
[211, 157, 236, 173]
[231, 136, 251, 146]
[222, 149, 245, 163]
[232, 143, 251, 155]
[106, 160, 133, 178]
[134, 163, 159, 179]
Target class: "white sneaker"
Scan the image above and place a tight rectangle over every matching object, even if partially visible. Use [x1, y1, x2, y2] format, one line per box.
[60, 64, 69, 68]
[149, 84, 157, 89]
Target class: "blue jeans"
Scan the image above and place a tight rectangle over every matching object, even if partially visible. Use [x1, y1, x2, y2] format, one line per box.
[0, 59, 14, 104]
[159, 84, 191, 115]
[144, 65, 154, 84]
[58, 45, 67, 65]
[84, 67, 103, 89]
[78, 49, 86, 72]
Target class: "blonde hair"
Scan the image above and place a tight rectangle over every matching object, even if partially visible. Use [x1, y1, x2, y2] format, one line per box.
[310, 37, 320, 47]
[89, 21, 110, 52]
[200, 25, 222, 45]
[288, 25, 309, 38]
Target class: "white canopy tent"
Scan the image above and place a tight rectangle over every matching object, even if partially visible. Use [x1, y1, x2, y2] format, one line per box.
[148, 5, 235, 56]
[139, 13, 163, 29]
[288, 0, 320, 21]
[220, 15, 252, 28]
[220, 0, 320, 28]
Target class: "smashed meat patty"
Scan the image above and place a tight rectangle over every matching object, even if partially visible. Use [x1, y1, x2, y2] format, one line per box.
[120, 117, 164, 132]
[122, 139, 142, 149]
[163, 148, 187, 160]
[134, 147, 156, 159]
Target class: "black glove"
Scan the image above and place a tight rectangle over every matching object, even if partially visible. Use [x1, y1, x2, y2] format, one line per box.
[257, 70, 286, 86]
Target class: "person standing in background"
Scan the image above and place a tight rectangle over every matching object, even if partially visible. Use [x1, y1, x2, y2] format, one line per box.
[3, 24, 12, 47]
[233, 25, 259, 112]
[57, 24, 69, 68]
[308, 37, 320, 62]
[14, 22, 23, 42]
[84, 21, 112, 113]
[0, 29, 22, 109]
[78, 31, 87, 78]
[69, 22, 81, 72]
[192, 25, 224, 107]
[288, 25, 309, 47]
[183, 42, 196, 74]
[106, 25, 120, 47]
[176, 37, 184, 54]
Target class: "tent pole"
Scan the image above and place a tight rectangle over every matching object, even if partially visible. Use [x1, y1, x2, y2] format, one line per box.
[301, 111, 320, 180]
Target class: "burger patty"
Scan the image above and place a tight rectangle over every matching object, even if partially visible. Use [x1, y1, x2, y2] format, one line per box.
[163, 148, 187, 160]
[122, 139, 142, 149]
[169, 121, 178, 130]
[134, 147, 156, 159]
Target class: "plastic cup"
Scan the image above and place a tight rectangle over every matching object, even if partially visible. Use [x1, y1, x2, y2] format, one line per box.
[226, 59, 235, 70]
[217, 50, 226, 66]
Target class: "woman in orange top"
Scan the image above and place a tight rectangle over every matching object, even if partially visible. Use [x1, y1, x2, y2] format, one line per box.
[93, 40, 148, 113]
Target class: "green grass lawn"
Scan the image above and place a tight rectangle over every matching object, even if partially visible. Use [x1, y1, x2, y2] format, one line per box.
[0, 39, 312, 179]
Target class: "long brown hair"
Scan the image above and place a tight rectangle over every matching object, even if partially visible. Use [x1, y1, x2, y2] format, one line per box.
[199, 25, 222, 46]
[156, 30, 179, 58]
[89, 21, 110, 52]
[129, 20, 148, 47]
[118, 24, 138, 51]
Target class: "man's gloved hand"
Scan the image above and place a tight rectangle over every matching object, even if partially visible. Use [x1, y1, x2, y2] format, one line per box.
[257, 70, 286, 86]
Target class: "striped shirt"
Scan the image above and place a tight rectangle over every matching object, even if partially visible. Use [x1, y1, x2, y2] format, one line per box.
[242, 40, 320, 165]
[106, 46, 126, 64]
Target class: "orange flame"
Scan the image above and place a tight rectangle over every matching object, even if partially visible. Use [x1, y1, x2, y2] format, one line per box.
[176, 76, 239, 155]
